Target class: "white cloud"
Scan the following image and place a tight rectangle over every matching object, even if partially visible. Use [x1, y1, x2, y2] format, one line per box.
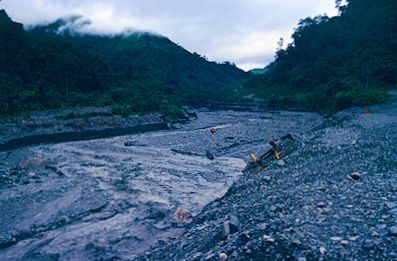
[0, 0, 338, 70]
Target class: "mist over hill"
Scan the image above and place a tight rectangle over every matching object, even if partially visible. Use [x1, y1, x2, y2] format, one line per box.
[1, 0, 396, 116]
[0, 10, 247, 115]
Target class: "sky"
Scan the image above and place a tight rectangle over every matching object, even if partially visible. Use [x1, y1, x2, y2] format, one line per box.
[0, 0, 338, 71]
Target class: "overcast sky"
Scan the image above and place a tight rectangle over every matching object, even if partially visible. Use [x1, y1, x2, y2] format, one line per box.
[0, 0, 337, 71]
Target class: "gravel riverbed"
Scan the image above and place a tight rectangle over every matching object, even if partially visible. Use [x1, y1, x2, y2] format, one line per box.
[1, 99, 396, 261]
[140, 100, 397, 261]
[0, 108, 320, 260]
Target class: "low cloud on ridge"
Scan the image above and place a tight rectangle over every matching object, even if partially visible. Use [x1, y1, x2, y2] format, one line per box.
[0, 0, 338, 71]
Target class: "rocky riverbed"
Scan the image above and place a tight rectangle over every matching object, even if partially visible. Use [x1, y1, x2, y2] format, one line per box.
[0, 108, 321, 260]
[1, 98, 396, 261]
[140, 99, 397, 260]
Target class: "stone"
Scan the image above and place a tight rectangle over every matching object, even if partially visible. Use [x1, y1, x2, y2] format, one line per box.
[317, 202, 326, 208]
[292, 240, 302, 246]
[340, 240, 349, 246]
[319, 246, 327, 255]
[330, 236, 343, 242]
[363, 239, 376, 250]
[174, 208, 192, 223]
[231, 251, 239, 258]
[348, 236, 360, 241]
[27, 172, 38, 179]
[350, 172, 361, 180]
[205, 252, 216, 260]
[242, 230, 252, 239]
[20, 176, 30, 184]
[263, 235, 275, 243]
[192, 252, 203, 259]
[385, 202, 396, 209]
[276, 160, 286, 166]
[257, 223, 267, 230]
[21, 157, 51, 170]
[389, 226, 397, 236]
[219, 252, 228, 261]
[224, 215, 239, 236]
[206, 150, 215, 160]
[124, 141, 136, 146]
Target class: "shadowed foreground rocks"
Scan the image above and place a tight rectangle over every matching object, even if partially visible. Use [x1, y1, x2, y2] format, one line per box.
[140, 100, 397, 261]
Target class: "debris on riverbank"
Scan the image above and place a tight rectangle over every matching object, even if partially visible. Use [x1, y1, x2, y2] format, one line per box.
[139, 101, 397, 261]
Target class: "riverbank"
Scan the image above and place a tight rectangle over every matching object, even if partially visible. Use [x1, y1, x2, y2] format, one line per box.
[0, 107, 194, 151]
[1, 100, 396, 260]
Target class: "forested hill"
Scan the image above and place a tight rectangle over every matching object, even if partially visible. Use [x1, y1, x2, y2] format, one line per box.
[246, 0, 397, 112]
[0, 10, 247, 115]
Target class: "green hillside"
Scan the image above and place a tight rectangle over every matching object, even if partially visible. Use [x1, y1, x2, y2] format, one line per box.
[0, 10, 247, 115]
[246, 0, 397, 111]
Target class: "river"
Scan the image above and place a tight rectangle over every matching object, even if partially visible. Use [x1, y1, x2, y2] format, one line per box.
[0, 109, 322, 260]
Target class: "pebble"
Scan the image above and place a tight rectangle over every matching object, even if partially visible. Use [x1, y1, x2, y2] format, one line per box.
[292, 240, 301, 246]
[263, 235, 275, 243]
[27, 172, 36, 178]
[219, 252, 228, 261]
[330, 236, 343, 242]
[124, 141, 136, 146]
[350, 172, 361, 180]
[340, 240, 349, 246]
[231, 251, 239, 258]
[205, 252, 216, 260]
[242, 230, 252, 239]
[20, 176, 30, 184]
[276, 160, 286, 166]
[385, 202, 396, 209]
[389, 226, 397, 236]
[257, 223, 267, 230]
[363, 239, 378, 250]
[174, 208, 192, 223]
[192, 252, 203, 259]
[224, 215, 240, 236]
[319, 246, 327, 255]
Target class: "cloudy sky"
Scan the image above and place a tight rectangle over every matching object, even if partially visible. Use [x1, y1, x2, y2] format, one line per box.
[0, 0, 337, 71]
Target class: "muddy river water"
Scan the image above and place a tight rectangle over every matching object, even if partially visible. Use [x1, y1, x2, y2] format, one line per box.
[0, 110, 321, 260]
